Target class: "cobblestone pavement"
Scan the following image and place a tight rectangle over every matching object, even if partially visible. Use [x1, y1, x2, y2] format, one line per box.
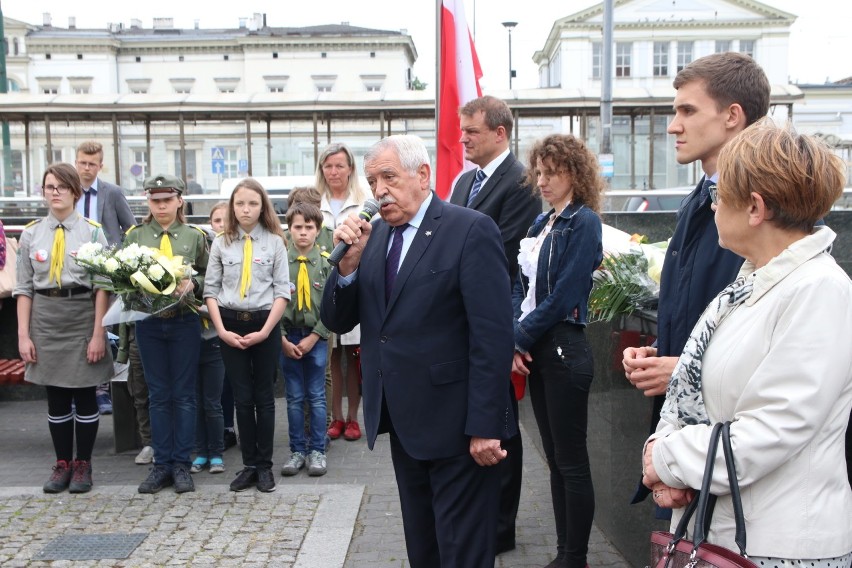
[0, 395, 629, 567]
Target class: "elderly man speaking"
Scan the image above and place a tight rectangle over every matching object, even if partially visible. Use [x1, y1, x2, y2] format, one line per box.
[321, 134, 516, 567]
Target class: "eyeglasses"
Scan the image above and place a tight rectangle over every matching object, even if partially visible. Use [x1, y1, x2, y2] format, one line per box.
[76, 161, 101, 169]
[708, 184, 719, 205]
[44, 184, 72, 194]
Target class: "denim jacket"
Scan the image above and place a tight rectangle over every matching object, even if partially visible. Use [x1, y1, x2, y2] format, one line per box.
[511, 203, 602, 353]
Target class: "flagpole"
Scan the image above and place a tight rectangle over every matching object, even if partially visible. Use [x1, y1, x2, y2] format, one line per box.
[436, 0, 442, 155]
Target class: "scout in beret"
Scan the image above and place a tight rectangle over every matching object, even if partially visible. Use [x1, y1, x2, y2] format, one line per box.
[125, 172, 209, 495]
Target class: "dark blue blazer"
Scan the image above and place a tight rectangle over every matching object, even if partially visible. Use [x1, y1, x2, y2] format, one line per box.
[450, 152, 541, 282]
[321, 195, 517, 460]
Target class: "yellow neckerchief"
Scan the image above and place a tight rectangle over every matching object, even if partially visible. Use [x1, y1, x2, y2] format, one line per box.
[239, 234, 252, 299]
[159, 232, 173, 258]
[296, 255, 311, 310]
[49, 225, 65, 287]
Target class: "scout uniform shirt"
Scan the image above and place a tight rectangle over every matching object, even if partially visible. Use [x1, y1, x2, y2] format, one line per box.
[280, 244, 330, 339]
[123, 220, 209, 297]
[204, 226, 290, 311]
[14, 211, 109, 296]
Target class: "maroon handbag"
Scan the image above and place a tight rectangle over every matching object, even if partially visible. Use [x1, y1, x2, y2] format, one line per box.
[649, 422, 757, 568]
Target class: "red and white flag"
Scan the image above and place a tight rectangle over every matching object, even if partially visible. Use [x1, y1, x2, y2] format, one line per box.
[437, 0, 482, 200]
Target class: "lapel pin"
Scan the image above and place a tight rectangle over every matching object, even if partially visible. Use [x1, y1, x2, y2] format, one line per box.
[425, 231, 432, 237]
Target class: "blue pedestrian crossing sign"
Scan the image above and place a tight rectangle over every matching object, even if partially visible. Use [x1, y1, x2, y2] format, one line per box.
[211, 147, 225, 174]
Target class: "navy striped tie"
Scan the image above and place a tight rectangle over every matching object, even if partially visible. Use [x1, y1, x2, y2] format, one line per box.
[467, 169, 487, 207]
[385, 223, 409, 304]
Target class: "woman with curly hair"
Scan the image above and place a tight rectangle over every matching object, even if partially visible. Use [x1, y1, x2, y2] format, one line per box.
[511, 134, 604, 568]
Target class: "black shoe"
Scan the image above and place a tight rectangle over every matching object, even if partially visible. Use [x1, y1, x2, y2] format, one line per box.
[69, 459, 93, 494]
[138, 465, 174, 494]
[229, 467, 258, 492]
[223, 429, 238, 450]
[43, 460, 72, 493]
[256, 468, 276, 493]
[173, 464, 195, 494]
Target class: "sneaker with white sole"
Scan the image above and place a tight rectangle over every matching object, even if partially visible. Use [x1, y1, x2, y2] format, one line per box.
[209, 458, 225, 474]
[280, 452, 305, 476]
[190, 457, 208, 473]
[306, 450, 327, 477]
[135, 446, 154, 465]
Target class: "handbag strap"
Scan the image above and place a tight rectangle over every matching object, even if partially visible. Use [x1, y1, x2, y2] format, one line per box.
[691, 422, 725, 548]
[692, 421, 749, 556]
[721, 421, 748, 555]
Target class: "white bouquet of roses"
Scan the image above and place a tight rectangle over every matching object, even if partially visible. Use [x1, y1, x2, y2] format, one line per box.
[75, 242, 199, 322]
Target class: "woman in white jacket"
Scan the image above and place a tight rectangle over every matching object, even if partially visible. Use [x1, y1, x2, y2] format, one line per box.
[316, 142, 370, 442]
[642, 121, 852, 566]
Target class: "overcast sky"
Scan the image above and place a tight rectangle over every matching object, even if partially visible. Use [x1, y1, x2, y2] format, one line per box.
[6, 0, 851, 90]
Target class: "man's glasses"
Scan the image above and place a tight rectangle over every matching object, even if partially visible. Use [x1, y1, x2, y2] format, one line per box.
[44, 184, 72, 194]
[76, 161, 100, 169]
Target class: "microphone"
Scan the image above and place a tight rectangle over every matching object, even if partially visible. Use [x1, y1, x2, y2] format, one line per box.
[327, 198, 381, 267]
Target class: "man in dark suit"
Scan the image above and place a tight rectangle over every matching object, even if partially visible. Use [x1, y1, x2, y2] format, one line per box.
[451, 95, 539, 282]
[321, 134, 516, 567]
[450, 95, 539, 553]
[622, 53, 770, 508]
[75, 140, 136, 246]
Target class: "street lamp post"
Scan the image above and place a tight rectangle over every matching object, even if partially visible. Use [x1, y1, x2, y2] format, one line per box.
[502, 21, 518, 90]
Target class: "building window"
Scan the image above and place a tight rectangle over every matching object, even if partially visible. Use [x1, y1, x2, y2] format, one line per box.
[214, 77, 240, 93]
[739, 40, 755, 58]
[715, 40, 731, 53]
[321, 52, 327, 58]
[46, 53, 52, 60]
[615, 42, 632, 77]
[77, 54, 83, 60]
[591, 42, 601, 79]
[653, 42, 668, 77]
[676, 41, 693, 72]
[272, 52, 278, 59]
[13, 37, 20, 56]
[68, 76, 93, 94]
[264, 75, 289, 93]
[6, 78, 21, 92]
[370, 52, 376, 58]
[169, 78, 195, 94]
[132, 149, 149, 184]
[225, 148, 240, 178]
[223, 55, 229, 61]
[361, 74, 386, 93]
[179, 55, 184, 62]
[312, 75, 336, 93]
[37, 77, 61, 94]
[126, 78, 151, 94]
[135, 56, 141, 63]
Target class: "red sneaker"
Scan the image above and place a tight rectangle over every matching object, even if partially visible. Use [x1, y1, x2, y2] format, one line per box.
[327, 419, 345, 440]
[343, 420, 362, 441]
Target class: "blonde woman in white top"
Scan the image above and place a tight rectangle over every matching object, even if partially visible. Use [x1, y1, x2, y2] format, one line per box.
[316, 142, 368, 441]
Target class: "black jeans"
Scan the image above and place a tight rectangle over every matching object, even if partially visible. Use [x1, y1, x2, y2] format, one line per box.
[528, 322, 595, 568]
[218, 317, 281, 469]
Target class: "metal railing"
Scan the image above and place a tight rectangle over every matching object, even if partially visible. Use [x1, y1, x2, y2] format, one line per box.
[3, 188, 852, 237]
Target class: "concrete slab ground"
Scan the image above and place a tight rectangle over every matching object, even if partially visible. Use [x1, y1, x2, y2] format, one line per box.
[0, 395, 630, 567]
